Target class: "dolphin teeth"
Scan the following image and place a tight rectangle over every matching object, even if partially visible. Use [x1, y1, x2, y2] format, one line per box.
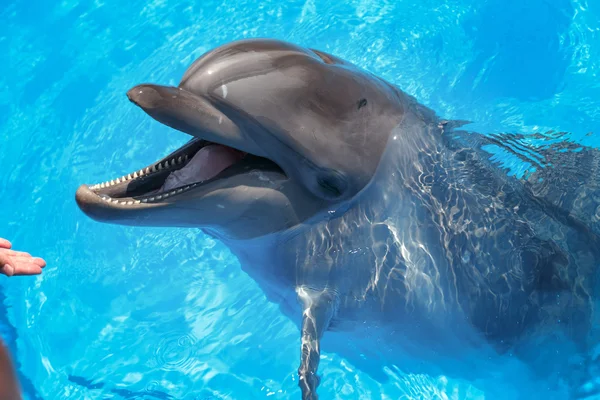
[110, 180, 115, 185]
[171, 158, 176, 166]
[178, 156, 183, 164]
[141, 199, 148, 203]
[176, 189, 183, 194]
[184, 154, 189, 162]
[156, 195, 163, 200]
[158, 164, 163, 171]
[164, 160, 170, 168]
[126, 201, 134, 205]
[135, 200, 141, 204]
[116, 178, 122, 184]
[149, 197, 155, 201]
[133, 172, 139, 178]
[163, 193, 169, 198]
[127, 174, 132, 180]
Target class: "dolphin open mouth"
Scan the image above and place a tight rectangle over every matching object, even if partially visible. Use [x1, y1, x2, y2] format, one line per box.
[76, 137, 286, 209]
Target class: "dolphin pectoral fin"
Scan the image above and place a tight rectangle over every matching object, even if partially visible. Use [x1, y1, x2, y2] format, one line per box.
[296, 286, 338, 400]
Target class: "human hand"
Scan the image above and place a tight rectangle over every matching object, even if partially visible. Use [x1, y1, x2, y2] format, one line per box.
[0, 238, 46, 277]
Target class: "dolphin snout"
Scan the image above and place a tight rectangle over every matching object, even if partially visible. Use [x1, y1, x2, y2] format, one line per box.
[126, 84, 165, 110]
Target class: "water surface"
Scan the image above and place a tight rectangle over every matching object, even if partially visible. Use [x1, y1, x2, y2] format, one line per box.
[1, 0, 599, 398]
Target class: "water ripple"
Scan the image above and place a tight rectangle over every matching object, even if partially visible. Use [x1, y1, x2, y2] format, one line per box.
[155, 333, 198, 372]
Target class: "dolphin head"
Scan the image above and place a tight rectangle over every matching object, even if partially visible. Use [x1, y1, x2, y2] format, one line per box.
[75, 39, 406, 239]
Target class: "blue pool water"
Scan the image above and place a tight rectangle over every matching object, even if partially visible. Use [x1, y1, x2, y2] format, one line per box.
[1, 0, 600, 398]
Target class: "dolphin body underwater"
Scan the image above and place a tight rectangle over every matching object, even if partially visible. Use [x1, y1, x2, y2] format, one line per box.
[75, 39, 600, 398]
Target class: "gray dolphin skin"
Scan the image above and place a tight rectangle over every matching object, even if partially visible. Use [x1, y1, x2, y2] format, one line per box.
[75, 38, 600, 398]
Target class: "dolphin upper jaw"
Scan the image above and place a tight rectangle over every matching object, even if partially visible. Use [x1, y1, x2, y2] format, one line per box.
[126, 84, 268, 159]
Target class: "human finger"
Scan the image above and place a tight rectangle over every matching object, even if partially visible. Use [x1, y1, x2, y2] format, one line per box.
[8, 254, 46, 268]
[32, 257, 46, 268]
[3, 261, 42, 276]
[0, 249, 32, 258]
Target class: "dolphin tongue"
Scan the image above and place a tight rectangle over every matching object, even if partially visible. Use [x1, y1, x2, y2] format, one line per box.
[161, 144, 245, 191]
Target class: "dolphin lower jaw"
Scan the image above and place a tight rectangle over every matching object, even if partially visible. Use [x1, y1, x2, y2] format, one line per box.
[75, 134, 287, 216]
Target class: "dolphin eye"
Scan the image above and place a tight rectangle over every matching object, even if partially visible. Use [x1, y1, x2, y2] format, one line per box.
[317, 171, 346, 198]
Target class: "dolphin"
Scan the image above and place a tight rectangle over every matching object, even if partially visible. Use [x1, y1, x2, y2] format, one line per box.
[75, 38, 600, 399]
